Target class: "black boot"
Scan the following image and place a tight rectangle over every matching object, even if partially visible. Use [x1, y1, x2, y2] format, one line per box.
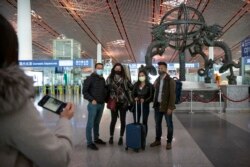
[109, 137, 113, 144]
[118, 137, 123, 145]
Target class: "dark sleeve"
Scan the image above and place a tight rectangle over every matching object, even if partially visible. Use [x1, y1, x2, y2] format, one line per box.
[105, 79, 110, 103]
[127, 79, 134, 90]
[82, 77, 94, 102]
[168, 78, 176, 110]
[145, 83, 154, 103]
[132, 83, 138, 99]
[106, 77, 112, 95]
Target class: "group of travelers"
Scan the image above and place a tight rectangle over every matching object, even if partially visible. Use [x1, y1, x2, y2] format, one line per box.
[0, 13, 176, 167]
[83, 62, 176, 151]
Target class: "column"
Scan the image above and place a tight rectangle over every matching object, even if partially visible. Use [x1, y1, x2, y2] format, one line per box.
[209, 46, 214, 60]
[97, 43, 102, 63]
[17, 0, 32, 60]
[209, 46, 214, 83]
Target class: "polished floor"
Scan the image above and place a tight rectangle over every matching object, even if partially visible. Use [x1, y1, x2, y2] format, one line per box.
[34, 94, 250, 167]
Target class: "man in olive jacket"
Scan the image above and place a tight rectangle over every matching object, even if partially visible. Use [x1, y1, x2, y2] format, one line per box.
[150, 62, 176, 150]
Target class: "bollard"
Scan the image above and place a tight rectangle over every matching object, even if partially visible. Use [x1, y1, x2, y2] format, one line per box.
[189, 90, 194, 114]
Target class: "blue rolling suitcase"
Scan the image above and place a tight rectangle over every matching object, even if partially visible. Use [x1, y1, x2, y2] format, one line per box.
[125, 102, 146, 152]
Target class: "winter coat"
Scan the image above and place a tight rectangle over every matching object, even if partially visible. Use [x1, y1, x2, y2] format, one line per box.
[106, 75, 133, 104]
[82, 73, 107, 104]
[132, 82, 154, 103]
[0, 66, 72, 167]
[153, 73, 176, 112]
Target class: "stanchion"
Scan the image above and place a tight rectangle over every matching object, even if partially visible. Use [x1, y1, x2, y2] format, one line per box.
[189, 90, 194, 114]
[218, 89, 222, 114]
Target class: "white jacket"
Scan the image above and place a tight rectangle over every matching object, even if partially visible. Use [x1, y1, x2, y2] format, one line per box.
[0, 66, 73, 167]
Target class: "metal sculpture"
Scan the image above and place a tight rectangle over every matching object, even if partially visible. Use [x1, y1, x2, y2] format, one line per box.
[145, 3, 240, 84]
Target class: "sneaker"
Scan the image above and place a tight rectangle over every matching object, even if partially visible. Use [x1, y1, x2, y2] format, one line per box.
[87, 143, 98, 150]
[94, 138, 106, 145]
[118, 137, 123, 145]
[150, 140, 161, 147]
[109, 137, 113, 144]
[166, 143, 172, 150]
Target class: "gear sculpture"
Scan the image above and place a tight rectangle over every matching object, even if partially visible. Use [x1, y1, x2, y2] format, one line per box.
[145, 3, 240, 84]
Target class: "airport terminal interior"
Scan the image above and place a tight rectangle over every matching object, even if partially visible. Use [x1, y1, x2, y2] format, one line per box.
[34, 94, 250, 167]
[1, 0, 250, 167]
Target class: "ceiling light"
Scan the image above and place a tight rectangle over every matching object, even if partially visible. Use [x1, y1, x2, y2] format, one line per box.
[57, 34, 67, 39]
[162, 0, 186, 7]
[31, 10, 42, 20]
[52, 0, 108, 17]
[107, 40, 125, 47]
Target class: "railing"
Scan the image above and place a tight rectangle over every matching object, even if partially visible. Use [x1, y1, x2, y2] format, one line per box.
[179, 89, 249, 113]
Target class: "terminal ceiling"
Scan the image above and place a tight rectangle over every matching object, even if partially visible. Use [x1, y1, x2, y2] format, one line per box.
[0, 0, 249, 67]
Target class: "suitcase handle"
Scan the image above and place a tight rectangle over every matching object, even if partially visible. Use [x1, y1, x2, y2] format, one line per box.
[134, 101, 143, 124]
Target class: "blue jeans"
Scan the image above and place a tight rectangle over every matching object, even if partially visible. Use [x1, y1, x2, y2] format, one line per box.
[154, 106, 173, 143]
[86, 103, 104, 145]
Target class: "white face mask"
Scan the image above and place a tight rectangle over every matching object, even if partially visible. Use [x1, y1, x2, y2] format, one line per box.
[139, 76, 146, 82]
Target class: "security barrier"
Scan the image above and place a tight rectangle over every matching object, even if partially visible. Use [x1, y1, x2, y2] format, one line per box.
[41, 85, 81, 96]
[179, 89, 250, 113]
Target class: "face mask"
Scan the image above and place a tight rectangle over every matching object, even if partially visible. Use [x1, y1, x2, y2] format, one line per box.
[115, 71, 121, 75]
[96, 69, 103, 76]
[139, 76, 146, 82]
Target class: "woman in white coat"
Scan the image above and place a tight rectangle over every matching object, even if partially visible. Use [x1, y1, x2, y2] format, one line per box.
[0, 14, 74, 167]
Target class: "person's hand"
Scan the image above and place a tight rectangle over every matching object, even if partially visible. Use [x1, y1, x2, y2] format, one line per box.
[167, 109, 173, 115]
[140, 98, 144, 103]
[60, 102, 75, 120]
[135, 97, 139, 101]
[92, 100, 97, 105]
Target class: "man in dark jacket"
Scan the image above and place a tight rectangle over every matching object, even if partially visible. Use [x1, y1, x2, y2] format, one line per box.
[83, 63, 107, 150]
[150, 62, 176, 150]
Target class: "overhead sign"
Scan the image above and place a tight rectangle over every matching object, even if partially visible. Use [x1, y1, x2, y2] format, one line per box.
[19, 59, 93, 67]
[19, 60, 58, 67]
[153, 63, 199, 68]
[59, 60, 73, 67]
[73, 59, 93, 67]
[244, 57, 250, 65]
[241, 36, 250, 57]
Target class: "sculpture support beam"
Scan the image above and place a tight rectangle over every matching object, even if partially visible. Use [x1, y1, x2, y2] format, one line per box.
[179, 52, 186, 81]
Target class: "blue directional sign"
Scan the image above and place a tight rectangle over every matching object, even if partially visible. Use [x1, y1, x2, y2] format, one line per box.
[19, 60, 59, 67]
[244, 57, 250, 65]
[73, 59, 93, 67]
[241, 36, 250, 57]
[19, 59, 94, 67]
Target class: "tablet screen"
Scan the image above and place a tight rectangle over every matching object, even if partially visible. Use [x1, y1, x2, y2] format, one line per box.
[43, 98, 62, 112]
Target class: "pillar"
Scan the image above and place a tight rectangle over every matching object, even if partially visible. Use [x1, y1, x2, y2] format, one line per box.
[17, 0, 32, 60]
[208, 46, 214, 83]
[97, 43, 102, 63]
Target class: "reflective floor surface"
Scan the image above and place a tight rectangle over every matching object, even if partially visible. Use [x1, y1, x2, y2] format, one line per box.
[34, 94, 250, 167]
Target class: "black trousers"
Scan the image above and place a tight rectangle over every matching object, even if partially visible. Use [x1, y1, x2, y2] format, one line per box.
[110, 102, 127, 137]
[132, 102, 150, 136]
